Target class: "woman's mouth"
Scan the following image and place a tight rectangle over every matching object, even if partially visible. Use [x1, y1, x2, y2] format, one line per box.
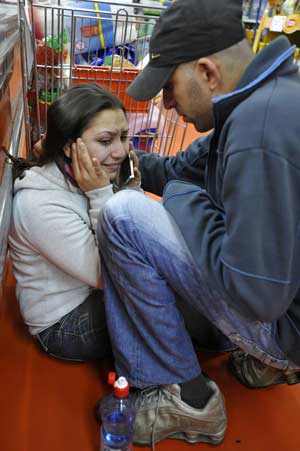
[103, 164, 120, 172]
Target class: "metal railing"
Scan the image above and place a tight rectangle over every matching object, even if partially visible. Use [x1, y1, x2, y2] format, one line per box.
[25, 0, 188, 156]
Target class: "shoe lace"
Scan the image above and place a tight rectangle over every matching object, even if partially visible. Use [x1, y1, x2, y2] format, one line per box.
[135, 386, 167, 451]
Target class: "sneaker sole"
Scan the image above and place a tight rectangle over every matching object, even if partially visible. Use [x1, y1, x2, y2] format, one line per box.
[169, 430, 225, 445]
[285, 372, 300, 385]
[229, 358, 300, 389]
[134, 427, 225, 446]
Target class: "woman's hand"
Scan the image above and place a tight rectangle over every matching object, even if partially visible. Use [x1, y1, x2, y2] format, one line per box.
[32, 134, 46, 158]
[72, 138, 110, 192]
[125, 143, 141, 189]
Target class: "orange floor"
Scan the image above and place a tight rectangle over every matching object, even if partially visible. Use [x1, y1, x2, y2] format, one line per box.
[1, 257, 300, 451]
[1, 124, 300, 451]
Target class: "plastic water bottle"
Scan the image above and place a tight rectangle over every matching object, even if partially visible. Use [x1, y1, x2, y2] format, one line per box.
[100, 372, 136, 451]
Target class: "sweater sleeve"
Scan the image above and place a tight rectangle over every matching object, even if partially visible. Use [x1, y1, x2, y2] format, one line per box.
[10, 190, 103, 288]
[86, 184, 143, 233]
[85, 184, 114, 233]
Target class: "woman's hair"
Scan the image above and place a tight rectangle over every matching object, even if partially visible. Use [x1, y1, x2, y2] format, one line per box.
[11, 83, 126, 181]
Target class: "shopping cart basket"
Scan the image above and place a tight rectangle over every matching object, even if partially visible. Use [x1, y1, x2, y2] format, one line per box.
[20, 0, 189, 156]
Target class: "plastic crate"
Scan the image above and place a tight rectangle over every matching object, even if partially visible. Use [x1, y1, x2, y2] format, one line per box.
[72, 65, 150, 113]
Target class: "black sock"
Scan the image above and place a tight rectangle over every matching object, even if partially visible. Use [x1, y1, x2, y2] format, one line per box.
[180, 373, 214, 409]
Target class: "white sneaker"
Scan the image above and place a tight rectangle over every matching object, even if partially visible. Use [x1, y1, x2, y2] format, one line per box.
[133, 380, 227, 446]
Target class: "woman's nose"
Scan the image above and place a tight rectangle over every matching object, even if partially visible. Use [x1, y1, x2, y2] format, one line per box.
[110, 140, 127, 158]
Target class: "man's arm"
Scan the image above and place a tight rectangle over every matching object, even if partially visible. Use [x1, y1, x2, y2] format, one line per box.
[163, 144, 300, 323]
[136, 133, 212, 196]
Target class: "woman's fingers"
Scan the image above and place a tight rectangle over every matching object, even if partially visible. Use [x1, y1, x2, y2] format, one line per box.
[71, 141, 80, 178]
[124, 147, 141, 189]
[72, 139, 93, 184]
[130, 149, 139, 169]
[76, 138, 94, 173]
[71, 140, 110, 191]
[92, 157, 103, 176]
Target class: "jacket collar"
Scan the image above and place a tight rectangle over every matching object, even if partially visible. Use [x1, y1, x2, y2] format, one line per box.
[236, 36, 295, 89]
[206, 37, 296, 202]
[212, 36, 296, 135]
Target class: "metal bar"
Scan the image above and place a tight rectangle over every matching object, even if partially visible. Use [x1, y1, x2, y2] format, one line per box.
[32, 0, 165, 12]
[0, 98, 23, 282]
[18, 0, 32, 155]
[29, 0, 187, 157]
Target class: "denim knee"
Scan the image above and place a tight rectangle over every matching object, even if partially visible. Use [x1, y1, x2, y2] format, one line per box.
[97, 190, 146, 238]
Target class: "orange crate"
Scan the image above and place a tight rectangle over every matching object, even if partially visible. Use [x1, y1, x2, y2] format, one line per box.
[72, 65, 150, 114]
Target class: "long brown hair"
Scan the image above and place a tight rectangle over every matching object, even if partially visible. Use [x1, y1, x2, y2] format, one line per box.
[6, 83, 126, 182]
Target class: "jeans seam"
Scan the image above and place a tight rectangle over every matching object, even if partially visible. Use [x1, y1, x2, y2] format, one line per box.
[229, 332, 289, 366]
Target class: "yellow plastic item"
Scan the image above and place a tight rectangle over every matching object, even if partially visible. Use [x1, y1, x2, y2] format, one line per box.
[253, 5, 271, 53]
[269, 0, 285, 5]
[253, 1, 300, 53]
[282, 13, 300, 32]
[246, 28, 255, 44]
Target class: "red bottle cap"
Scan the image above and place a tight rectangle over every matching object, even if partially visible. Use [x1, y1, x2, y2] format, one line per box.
[114, 376, 130, 398]
[107, 372, 130, 398]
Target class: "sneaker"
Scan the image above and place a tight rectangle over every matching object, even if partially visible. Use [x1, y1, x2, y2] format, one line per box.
[133, 380, 227, 446]
[229, 350, 300, 388]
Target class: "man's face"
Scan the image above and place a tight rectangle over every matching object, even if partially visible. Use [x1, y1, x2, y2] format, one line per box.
[162, 61, 214, 132]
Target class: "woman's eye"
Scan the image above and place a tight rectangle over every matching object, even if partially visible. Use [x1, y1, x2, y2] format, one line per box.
[100, 140, 112, 146]
[121, 135, 129, 142]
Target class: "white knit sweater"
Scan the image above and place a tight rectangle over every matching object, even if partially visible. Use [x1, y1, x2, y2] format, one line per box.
[9, 162, 141, 335]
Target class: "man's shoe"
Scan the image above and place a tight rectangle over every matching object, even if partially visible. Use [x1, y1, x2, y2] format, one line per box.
[229, 350, 300, 388]
[133, 381, 226, 446]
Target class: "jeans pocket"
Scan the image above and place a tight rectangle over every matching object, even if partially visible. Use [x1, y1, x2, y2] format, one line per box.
[36, 330, 50, 353]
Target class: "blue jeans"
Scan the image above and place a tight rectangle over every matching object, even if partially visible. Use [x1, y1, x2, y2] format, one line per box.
[36, 289, 111, 362]
[97, 191, 298, 389]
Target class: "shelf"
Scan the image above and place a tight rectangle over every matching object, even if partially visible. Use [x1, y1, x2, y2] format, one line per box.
[260, 14, 300, 33]
[243, 16, 260, 24]
[253, 3, 300, 53]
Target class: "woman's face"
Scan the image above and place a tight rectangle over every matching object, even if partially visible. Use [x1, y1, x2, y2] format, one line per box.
[80, 108, 130, 182]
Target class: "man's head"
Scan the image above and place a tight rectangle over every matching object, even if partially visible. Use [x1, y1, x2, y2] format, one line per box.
[127, 0, 254, 132]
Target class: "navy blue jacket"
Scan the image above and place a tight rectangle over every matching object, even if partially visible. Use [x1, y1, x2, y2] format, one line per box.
[137, 36, 300, 365]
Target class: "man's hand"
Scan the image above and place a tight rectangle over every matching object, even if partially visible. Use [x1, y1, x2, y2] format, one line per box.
[32, 135, 45, 158]
[72, 138, 110, 192]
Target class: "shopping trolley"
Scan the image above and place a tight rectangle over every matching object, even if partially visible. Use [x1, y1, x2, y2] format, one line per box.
[19, 0, 189, 156]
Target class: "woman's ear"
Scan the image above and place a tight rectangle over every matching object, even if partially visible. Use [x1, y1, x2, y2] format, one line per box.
[63, 142, 72, 159]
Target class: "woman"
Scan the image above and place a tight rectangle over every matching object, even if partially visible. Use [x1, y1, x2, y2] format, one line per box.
[8, 83, 141, 362]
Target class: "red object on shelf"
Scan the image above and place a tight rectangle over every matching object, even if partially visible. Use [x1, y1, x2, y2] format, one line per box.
[35, 42, 68, 66]
[107, 372, 116, 386]
[72, 65, 150, 113]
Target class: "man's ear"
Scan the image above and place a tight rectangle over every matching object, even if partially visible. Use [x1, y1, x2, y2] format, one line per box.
[63, 142, 72, 159]
[195, 57, 221, 92]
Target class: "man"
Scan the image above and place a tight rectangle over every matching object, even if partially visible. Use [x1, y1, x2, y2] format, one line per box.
[96, 0, 300, 445]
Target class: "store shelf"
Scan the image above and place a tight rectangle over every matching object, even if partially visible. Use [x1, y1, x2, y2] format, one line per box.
[261, 13, 300, 33]
[243, 16, 260, 23]
[252, 2, 300, 53]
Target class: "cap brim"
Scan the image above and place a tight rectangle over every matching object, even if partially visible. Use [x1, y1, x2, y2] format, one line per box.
[126, 64, 176, 101]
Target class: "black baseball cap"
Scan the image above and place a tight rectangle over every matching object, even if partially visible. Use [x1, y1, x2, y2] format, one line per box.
[127, 0, 246, 101]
